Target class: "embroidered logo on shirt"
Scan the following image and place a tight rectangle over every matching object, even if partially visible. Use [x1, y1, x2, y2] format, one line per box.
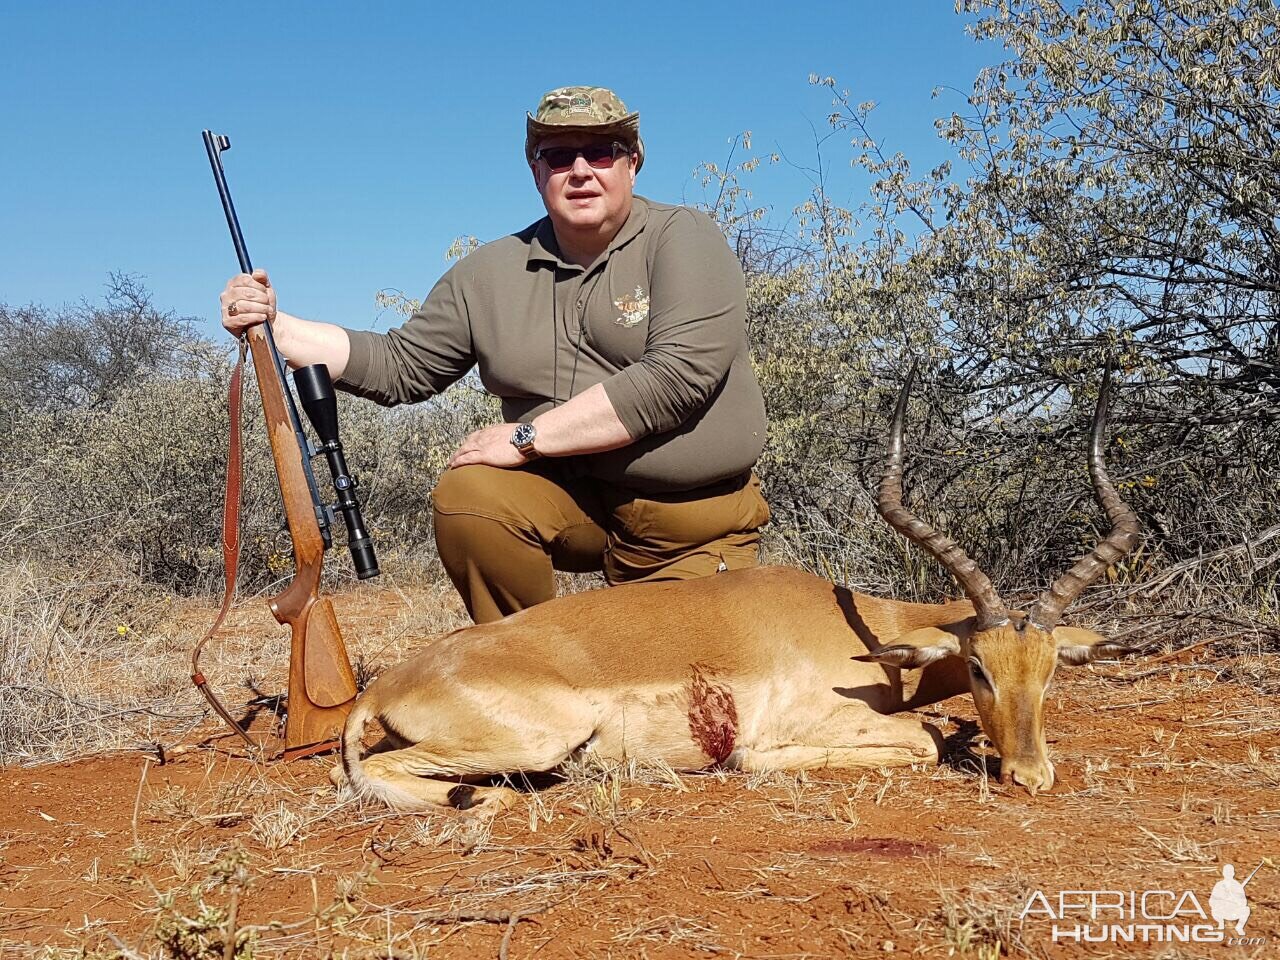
[614, 286, 650, 327]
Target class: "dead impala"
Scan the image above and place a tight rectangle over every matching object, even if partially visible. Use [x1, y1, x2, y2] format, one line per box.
[335, 369, 1142, 812]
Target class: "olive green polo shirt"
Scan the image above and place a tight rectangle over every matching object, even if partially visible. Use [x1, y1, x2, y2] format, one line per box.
[337, 195, 766, 493]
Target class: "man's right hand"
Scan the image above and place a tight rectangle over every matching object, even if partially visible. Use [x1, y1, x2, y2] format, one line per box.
[216, 269, 353, 378]
[220, 268, 278, 337]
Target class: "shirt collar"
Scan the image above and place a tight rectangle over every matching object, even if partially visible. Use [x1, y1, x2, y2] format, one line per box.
[527, 218, 565, 267]
[526, 195, 651, 271]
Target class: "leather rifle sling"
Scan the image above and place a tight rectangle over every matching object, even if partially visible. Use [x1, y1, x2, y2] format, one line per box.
[190, 337, 262, 752]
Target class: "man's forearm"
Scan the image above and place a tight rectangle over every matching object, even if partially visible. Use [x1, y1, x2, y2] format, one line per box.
[273, 311, 352, 378]
[531, 383, 633, 457]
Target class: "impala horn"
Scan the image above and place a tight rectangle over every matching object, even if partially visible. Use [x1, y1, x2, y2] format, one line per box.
[877, 363, 1010, 630]
[1027, 366, 1141, 629]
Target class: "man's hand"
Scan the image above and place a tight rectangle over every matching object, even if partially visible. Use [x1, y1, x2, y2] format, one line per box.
[448, 423, 531, 469]
[220, 269, 277, 337]
[217, 270, 353, 377]
[448, 385, 634, 468]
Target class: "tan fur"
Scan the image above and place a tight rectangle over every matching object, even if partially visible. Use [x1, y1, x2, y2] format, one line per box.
[336, 566, 1126, 810]
[967, 625, 1060, 793]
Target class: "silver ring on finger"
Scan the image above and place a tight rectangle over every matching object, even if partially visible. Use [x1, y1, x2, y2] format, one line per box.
[228, 300, 240, 317]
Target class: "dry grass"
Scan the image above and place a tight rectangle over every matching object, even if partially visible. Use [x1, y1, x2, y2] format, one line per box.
[612, 912, 726, 951]
[0, 560, 203, 764]
[0, 560, 478, 767]
[931, 877, 1033, 960]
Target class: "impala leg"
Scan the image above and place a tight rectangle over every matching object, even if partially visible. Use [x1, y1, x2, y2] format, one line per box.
[354, 751, 521, 813]
[336, 700, 597, 813]
[330, 749, 521, 813]
[733, 706, 942, 772]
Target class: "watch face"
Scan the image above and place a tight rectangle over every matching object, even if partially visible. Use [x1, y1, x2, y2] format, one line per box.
[512, 423, 536, 447]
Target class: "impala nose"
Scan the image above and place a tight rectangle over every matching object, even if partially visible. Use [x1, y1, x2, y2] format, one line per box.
[1006, 758, 1055, 795]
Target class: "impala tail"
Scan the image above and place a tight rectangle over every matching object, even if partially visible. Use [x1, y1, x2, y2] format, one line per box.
[339, 696, 395, 804]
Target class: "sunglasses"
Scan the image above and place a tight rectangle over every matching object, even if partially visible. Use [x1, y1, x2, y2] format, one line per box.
[534, 141, 631, 174]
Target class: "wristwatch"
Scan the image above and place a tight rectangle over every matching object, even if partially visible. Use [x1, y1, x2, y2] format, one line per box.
[510, 422, 540, 460]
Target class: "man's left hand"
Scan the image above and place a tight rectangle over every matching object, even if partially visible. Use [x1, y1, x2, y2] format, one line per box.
[447, 423, 530, 470]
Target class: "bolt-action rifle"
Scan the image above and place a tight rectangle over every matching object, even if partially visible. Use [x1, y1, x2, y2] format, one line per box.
[193, 130, 379, 760]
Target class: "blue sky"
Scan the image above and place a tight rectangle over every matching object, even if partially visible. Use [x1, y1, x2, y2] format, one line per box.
[2, 2, 994, 340]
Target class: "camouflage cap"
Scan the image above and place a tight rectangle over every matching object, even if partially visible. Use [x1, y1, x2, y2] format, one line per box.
[525, 85, 644, 172]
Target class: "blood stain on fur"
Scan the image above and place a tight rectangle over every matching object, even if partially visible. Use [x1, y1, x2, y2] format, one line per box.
[687, 666, 738, 765]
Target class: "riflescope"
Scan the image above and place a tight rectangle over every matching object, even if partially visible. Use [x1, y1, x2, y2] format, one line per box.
[293, 364, 380, 580]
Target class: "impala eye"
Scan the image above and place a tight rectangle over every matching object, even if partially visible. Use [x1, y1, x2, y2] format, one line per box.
[968, 658, 990, 686]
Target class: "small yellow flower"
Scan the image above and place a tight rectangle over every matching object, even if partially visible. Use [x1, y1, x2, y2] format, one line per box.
[116, 625, 129, 636]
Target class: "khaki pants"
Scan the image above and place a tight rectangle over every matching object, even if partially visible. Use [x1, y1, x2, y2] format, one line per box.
[432, 462, 770, 623]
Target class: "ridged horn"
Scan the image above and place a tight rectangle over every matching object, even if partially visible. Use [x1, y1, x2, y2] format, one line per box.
[1027, 366, 1142, 629]
[877, 364, 1010, 630]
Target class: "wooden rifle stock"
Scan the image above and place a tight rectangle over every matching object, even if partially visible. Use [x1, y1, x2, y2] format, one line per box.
[246, 326, 359, 759]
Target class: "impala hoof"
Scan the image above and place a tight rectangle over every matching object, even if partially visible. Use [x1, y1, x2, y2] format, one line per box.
[447, 784, 520, 815]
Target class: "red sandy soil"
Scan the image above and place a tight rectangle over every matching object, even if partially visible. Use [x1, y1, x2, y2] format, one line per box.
[1, 598, 1277, 959]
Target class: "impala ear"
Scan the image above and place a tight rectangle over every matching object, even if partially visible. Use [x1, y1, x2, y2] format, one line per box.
[1053, 626, 1143, 666]
[853, 627, 963, 670]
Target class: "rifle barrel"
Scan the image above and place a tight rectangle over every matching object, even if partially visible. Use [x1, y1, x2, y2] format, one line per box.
[202, 130, 334, 547]
[202, 132, 254, 274]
